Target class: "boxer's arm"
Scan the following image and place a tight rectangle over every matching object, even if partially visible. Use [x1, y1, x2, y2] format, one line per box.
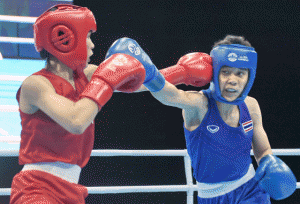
[131, 84, 148, 92]
[246, 96, 272, 164]
[114, 84, 148, 93]
[250, 95, 297, 200]
[150, 81, 205, 110]
[20, 75, 98, 134]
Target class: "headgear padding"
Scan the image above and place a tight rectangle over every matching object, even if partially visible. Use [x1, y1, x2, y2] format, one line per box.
[209, 44, 257, 105]
[34, 4, 97, 76]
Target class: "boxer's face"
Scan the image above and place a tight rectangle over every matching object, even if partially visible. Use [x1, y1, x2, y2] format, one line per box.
[219, 66, 249, 102]
[86, 31, 95, 67]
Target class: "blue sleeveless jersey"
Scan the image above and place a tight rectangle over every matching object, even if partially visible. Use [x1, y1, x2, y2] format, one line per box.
[184, 89, 253, 183]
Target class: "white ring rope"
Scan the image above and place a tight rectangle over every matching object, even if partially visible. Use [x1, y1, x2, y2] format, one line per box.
[0, 105, 19, 113]
[1, 149, 300, 157]
[0, 15, 37, 45]
[0, 136, 20, 143]
[0, 15, 37, 23]
[0, 36, 34, 44]
[0, 75, 27, 82]
[90, 149, 188, 157]
[0, 185, 199, 195]
[1, 182, 300, 196]
[0, 149, 299, 199]
[1, 183, 300, 196]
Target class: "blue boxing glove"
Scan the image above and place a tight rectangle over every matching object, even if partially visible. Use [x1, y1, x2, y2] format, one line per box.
[254, 154, 296, 200]
[105, 37, 165, 92]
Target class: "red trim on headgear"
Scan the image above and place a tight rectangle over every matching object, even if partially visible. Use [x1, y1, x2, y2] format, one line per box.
[34, 4, 97, 75]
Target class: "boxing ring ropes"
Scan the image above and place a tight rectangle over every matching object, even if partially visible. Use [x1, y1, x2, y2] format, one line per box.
[1, 15, 300, 203]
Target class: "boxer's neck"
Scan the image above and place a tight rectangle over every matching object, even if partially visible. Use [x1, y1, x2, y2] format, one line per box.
[216, 100, 238, 118]
[46, 57, 74, 82]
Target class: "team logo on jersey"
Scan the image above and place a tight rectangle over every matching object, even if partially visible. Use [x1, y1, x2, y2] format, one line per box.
[242, 120, 253, 133]
[207, 125, 219, 133]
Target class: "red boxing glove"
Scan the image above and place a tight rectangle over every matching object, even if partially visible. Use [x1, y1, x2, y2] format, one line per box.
[160, 52, 213, 87]
[80, 53, 145, 109]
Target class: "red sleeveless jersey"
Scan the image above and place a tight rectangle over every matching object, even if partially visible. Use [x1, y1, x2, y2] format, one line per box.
[16, 69, 95, 168]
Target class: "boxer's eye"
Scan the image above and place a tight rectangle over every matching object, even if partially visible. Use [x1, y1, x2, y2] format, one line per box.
[221, 70, 230, 75]
[237, 71, 247, 77]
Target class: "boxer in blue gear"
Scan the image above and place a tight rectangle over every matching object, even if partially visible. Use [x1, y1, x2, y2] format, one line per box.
[133, 35, 296, 203]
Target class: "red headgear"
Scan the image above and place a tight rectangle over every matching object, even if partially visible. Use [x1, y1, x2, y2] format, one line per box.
[34, 4, 97, 76]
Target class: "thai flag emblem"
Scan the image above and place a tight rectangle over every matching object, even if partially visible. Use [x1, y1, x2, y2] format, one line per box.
[242, 120, 253, 133]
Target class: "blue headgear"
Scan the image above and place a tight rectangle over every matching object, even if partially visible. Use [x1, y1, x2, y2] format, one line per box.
[209, 44, 257, 105]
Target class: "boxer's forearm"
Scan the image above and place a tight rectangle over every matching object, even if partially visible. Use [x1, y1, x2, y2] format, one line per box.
[150, 81, 185, 108]
[114, 85, 148, 93]
[134, 84, 148, 92]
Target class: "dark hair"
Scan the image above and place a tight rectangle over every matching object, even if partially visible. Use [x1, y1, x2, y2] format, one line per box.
[212, 35, 252, 48]
[39, 49, 53, 66]
[40, 49, 49, 59]
[49, 6, 58, 12]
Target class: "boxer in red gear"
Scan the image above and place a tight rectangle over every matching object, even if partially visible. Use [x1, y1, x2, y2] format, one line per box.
[10, 5, 145, 204]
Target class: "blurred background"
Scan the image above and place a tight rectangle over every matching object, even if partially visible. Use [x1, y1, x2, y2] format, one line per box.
[1, 0, 299, 203]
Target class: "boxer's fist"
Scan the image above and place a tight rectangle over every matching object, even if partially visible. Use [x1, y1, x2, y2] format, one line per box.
[106, 37, 165, 92]
[254, 154, 297, 200]
[97, 54, 145, 92]
[178, 52, 212, 86]
[160, 52, 212, 87]
[80, 53, 145, 109]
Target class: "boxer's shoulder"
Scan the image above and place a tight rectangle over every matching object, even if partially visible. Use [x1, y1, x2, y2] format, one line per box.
[244, 96, 260, 116]
[181, 90, 209, 110]
[185, 90, 208, 105]
[19, 75, 54, 114]
[22, 75, 55, 93]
